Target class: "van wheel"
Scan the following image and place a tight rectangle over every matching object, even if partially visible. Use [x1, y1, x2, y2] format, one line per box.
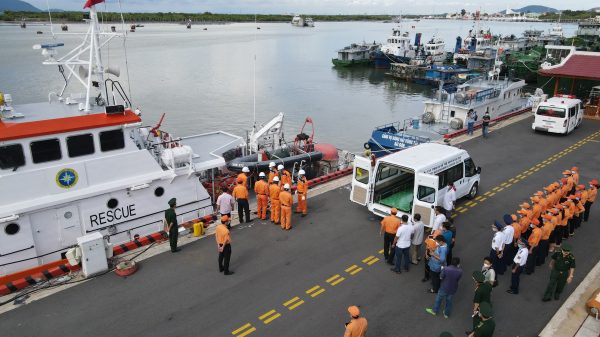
[468, 183, 478, 199]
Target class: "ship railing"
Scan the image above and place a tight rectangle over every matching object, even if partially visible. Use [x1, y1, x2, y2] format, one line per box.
[374, 121, 403, 134]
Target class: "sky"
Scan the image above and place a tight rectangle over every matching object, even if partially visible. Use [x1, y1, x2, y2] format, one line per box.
[28, 0, 593, 14]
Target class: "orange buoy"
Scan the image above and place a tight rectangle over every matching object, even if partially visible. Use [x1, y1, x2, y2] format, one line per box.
[115, 261, 137, 276]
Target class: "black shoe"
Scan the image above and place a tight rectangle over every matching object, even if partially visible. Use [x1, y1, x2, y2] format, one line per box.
[295, 211, 301, 214]
[219, 269, 224, 273]
[554, 294, 560, 300]
[465, 331, 473, 336]
[506, 289, 517, 294]
[542, 298, 551, 302]
[239, 220, 244, 224]
[171, 248, 181, 252]
[525, 272, 532, 275]
[301, 214, 306, 217]
[390, 268, 401, 274]
[386, 260, 394, 265]
[286, 226, 292, 230]
[421, 278, 429, 282]
[246, 218, 253, 222]
[224, 271, 235, 276]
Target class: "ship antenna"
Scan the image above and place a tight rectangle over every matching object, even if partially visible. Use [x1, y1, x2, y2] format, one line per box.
[46, 0, 54, 37]
[254, 2, 257, 130]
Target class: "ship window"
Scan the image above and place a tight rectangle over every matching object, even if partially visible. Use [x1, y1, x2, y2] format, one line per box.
[99, 130, 125, 152]
[5, 223, 19, 235]
[67, 134, 95, 158]
[31, 139, 61, 164]
[0, 144, 25, 170]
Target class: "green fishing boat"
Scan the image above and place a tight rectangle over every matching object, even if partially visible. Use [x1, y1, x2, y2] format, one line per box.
[506, 46, 544, 82]
[332, 42, 381, 67]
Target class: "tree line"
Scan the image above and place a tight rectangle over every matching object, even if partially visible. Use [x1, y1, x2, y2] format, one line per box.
[540, 10, 598, 20]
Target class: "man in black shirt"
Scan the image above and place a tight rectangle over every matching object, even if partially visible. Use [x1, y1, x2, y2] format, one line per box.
[481, 111, 491, 139]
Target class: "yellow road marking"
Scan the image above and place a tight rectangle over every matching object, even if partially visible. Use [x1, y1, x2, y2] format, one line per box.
[465, 201, 473, 206]
[530, 167, 536, 170]
[455, 206, 463, 211]
[590, 140, 600, 143]
[493, 187, 499, 191]
[367, 258, 379, 265]
[345, 265, 358, 273]
[288, 300, 304, 310]
[513, 180, 519, 183]
[311, 289, 326, 297]
[379, 249, 384, 254]
[326, 275, 340, 283]
[362, 256, 375, 263]
[556, 155, 562, 159]
[460, 209, 468, 213]
[540, 165, 546, 167]
[523, 171, 529, 175]
[470, 203, 477, 207]
[263, 313, 281, 324]
[350, 268, 363, 275]
[509, 178, 515, 182]
[306, 286, 320, 294]
[505, 184, 512, 187]
[236, 327, 256, 337]
[497, 188, 504, 191]
[259, 310, 276, 320]
[536, 164, 542, 167]
[528, 172, 533, 175]
[233, 324, 252, 335]
[501, 183, 507, 187]
[475, 196, 482, 201]
[479, 197, 487, 202]
[451, 214, 458, 218]
[330, 277, 345, 286]
[484, 191, 491, 196]
[489, 193, 495, 196]
[533, 168, 539, 171]
[284, 297, 299, 306]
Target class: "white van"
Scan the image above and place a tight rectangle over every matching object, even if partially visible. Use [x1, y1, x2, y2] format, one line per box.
[532, 95, 583, 134]
[350, 143, 481, 228]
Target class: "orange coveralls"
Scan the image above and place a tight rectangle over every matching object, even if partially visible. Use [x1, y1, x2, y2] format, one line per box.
[268, 168, 279, 184]
[236, 173, 248, 188]
[279, 190, 293, 229]
[269, 183, 281, 223]
[344, 317, 368, 337]
[296, 177, 308, 215]
[254, 179, 269, 219]
[280, 170, 292, 190]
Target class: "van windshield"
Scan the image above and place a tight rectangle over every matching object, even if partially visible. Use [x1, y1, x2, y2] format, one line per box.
[537, 106, 565, 118]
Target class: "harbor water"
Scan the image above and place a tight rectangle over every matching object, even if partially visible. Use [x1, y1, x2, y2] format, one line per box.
[0, 20, 578, 153]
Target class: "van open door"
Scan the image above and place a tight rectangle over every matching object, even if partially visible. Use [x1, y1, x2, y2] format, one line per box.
[350, 156, 373, 205]
[413, 173, 439, 228]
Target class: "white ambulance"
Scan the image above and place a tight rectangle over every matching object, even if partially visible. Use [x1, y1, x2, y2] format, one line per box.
[532, 94, 583, 134]
[350, 143, 481, 228]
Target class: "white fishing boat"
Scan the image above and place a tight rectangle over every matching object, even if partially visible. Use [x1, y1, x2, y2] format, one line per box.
[453, 22, 493, 66]
[0, 1, 245, 276]
[422, 31, 448, 63]
[291, 14, 314, 27]
[373, 12, 422, 68]
[550, 12, 564, 38]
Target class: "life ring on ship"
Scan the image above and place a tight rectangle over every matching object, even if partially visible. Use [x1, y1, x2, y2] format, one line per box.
[364, 142, 371, 150]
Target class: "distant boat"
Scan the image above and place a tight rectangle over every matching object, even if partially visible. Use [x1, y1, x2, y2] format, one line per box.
[332, 42, 380, 67]
[291, 14, 314, 27]
[61, 23, 68, 31]
[135, 24, 144, 27]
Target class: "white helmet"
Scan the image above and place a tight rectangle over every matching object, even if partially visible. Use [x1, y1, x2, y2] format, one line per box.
[242, 167, 249, 173]
[273, 176, 280, 182]
[269, 162, 276, 168]
[259, 172, 265, 177]
[298, 170, 305, 175]
[284, 184, 290, 190]
[277, 164, 284, 170]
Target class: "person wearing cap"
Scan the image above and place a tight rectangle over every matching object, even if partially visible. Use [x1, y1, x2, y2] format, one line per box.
[560, 178, 570, 202]
[254, 172, 269, 220]
[536, 191, 548, 216]
[279, 184, 293, 230]
[543, 244, 576, 302]
[344, 306, 367, 337]
[507, 214, 521, 264]
[499, 214, 514, 274]
[278, 165, 292, 191]
[469, 271, 492, 334]
[237, 167, 249, 188]
[566, 170, 575, 194]
[410, 213, 425, 265]
[584, 180, 598, 222]
[490, 221, 505, 275]
[571, 195, 585, 232]
[517, 203, 532, 239]
[164, 198, 180, 253]
[555, 205, 567, 249]
[468, 302, 495, 337]
[380, 208, 401, 264]
[426, 257, 462, 318]
[507, 237, 529, 295]
[531, 196, 542, 224]
[269, 176, 281, 224]
[296, 170, 308, 217]
[215, 189, 235, 227]
[547, 208, 559, 253]
[537, 214, 554, 265]
[427, 235, 448, 293]
[525, 219, 542, 274]
[422, 229, 443, 283]
[576, 185, 588, 206]
[391, 215, 414, 273]
[232, 180, 252, 223]
[571, 167, 579, 185]
[268, 162, 279, 184]
[544, 185, 555, 209]
[216, 216, 234, 275]
[563, 199, 575, 239]
[443, 182, 456, 219]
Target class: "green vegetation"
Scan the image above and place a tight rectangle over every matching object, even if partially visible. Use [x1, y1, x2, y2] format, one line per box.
[1, 10, 404, 22]
[540, 10, 598, 20]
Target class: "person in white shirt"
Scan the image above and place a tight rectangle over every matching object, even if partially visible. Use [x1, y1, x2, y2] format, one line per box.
[216, 189, 235, 228]
[498, 214, 515, 275]
[443, 182, 456, 218]
[433, 207, 446, 232]
[481, 257, 496, 286]
[507, 238, 529, 295]
[490, 220, 505, 275]
[410, 214, 425, 265]
[391, 215, 415, 273]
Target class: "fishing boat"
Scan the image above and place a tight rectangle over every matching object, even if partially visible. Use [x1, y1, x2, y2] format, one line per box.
[0, 1, 247, 277]
[332, 42, 381, 67]
[453, 23, 493, 66]
[372, 12, 422, 68]
[413, 66, 471, 86]
[505, 47, 544, 82]
[291, 14, 314, 27]
[422, 32, 450, 63]
[549, 13, 564, 38]
[20, 15, 26, 28]
[61, 23, 68, 31]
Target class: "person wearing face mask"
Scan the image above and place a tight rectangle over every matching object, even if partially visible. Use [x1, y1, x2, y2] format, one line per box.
[542, 244, 576, 302]
[555, 205, 567, 250]
[467, 302, 495, 337]
[544, 185, 556, 209]
[481, 257, 496, 287]
[490, 221, 505, 275]
[481, 111, 490, 139]
[576, 185, 588, 206]
[530, 196, 542, 224]
[517, 203, 532, 239]
[560, 178, 570, 203]
[507, 214, 521, 264]
[468, 271, 493, 335]
[584, 180, 598, 222]
[564, 170, 575, 194]
[547, 208, 559, 253]
[571, 166, 579, 184]
[563, 199, 576, 239]
[537, 215, 554, 266]
[525, 219, 542, 275]
[571, 194, 585, 231]
[443, 182, 456, 219]
[426, 235, 448, 293]
[507, 237, 529, 295]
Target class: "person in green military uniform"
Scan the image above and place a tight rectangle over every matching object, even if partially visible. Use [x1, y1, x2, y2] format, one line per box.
[542, 243, 575, 302]
[165, 198, 181, 253]
[467, 271, 493, 335]
[468, 302, 495, 337]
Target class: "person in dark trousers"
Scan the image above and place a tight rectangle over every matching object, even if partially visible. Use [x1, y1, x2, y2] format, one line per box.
[164, 198, 180, 252]
[468, 302, 496, 337]
[489, 221, 505, 275]
[448, 218, 456, 260]
[442, 222, 454, 265]
[427, 235, 448, 293]
[481, 111, 490, 138]
[507, 238, 529, 295]
[426, 257, 462, 318]
[380, 208, 401, 265]
[500, 214, 515, 273]
[583, 180, 598, 222]
[467, 271, 493, 335]
[543, 244, 576, 302]
[216, 215, 234, 275]
[232, 180, 252, 223]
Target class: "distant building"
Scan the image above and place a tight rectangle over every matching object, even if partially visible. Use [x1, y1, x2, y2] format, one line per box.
[525, 13, 541, 18]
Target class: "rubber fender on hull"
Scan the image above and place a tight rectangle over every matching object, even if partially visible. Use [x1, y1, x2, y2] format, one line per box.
[227, 151, 324, 173]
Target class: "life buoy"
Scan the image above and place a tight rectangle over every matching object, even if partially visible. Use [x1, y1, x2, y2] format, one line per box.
[364, 142, 371, 150]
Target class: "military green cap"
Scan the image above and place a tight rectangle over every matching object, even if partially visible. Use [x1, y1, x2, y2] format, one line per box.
[561, 243, 572, 251]
[168, 198, 177, 207]
[472, 271, 485, 282]
[479, 302, 493, 318]
[439, 332, 453, 337]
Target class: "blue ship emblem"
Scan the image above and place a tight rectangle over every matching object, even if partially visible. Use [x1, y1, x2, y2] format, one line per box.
[56, 168, 78, 188]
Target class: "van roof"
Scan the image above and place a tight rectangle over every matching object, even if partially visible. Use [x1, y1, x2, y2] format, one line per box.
[379, 143, 466, 169]
[541, 97, 581, 107]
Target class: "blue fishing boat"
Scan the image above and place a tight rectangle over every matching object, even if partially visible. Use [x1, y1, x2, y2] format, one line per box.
[413, 66, 471, 86]
[364, 121, 430, 158]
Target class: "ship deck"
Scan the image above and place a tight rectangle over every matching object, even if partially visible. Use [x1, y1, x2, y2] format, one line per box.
[1, 117, 600, 336]
[179, 131, 244, 171]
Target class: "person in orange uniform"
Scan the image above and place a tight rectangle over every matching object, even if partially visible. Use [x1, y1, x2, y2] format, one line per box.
[560, 178, 570, 202]
[538, 214, 554, 265]
[268, 162, 279, 184]
[344, 306, 367, 337]
[535, 191, 548, 215]
[560, 201, 572, 241]
[507, 214, 521, 264]
[564, 170, 575, 194]
[237, 166, 249, 188]
[544, 185, 555, 208]
[548, 208, 560, 253]
[571, 167, 579, 185]
[571, 194, 585, 232]
[279, 184, 293, 230]
[269, 176, 281, 224]
[254, 172, 269, 220]
[216, 215, 234, 275]
[525, 219, 542, 274]
[576, 185, 588, 205]
[232, 180, 252, 223]
[278, 164, 292, 190]
[554, 205, 565, 250]
[530, 196, 542, 223]
[296, 170, 308, 217]
[380, 208, 401, 264]
[566, 196, 578, 237]
[517, 203, 532, 239]
[584, 180, 598, 222]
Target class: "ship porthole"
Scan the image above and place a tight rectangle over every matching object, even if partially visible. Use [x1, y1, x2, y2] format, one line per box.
[5, 223, 20, 235]
[154, 187, 165, 197]
[64, 211, 73, 219]
[107, 198, 119, 209]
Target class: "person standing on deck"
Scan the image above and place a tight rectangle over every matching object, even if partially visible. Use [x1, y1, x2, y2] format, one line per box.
[442, 223, 454, 265]
[254, 172, 269, 220]
[542, 244, 576, 302]
[268, 162, 279, 184]
[278, 165, 292, 190]
[410, 213, 425, 265]
[232, 181, 252, 223]
[380, 208, 401, 265]
[443, 183, 456, 219]
[237, 167, 249, 188]
[489, 221, 505, 275]
[165, 198, 180, 253]
[507, 214, 520, 264]
[215, 189, 234, 229]
[571, 167, 579, 188]
[216, 215, 234, 276]
[481, 257, 496, 287]
[584, 180, 598, 222]
[571, 195, 585, 232]
[426, 257, 462, 318]
[280, 184, 293, 230]
[270, 176, 281, 224]
[467, 109, 476, 136]
[538, 214, 554, 265]
[296, 170, 308, 217]
[344, 306, 367, 337]
[565, 169, 575, 195]
[481, 111, 490, 139]
[530, 196, 542, 224]
[535, 191, 548, 217]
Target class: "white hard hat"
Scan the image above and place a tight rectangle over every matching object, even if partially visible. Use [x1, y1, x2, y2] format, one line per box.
[277, 164, 284, 170]
[259, 172, 265, 177]
[242, 167, 249, 173]
[273, 176, 280, 182]
[298, 170, 305, 175]
[284, 184, 290, 189]
[269, 162, 276, 168]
